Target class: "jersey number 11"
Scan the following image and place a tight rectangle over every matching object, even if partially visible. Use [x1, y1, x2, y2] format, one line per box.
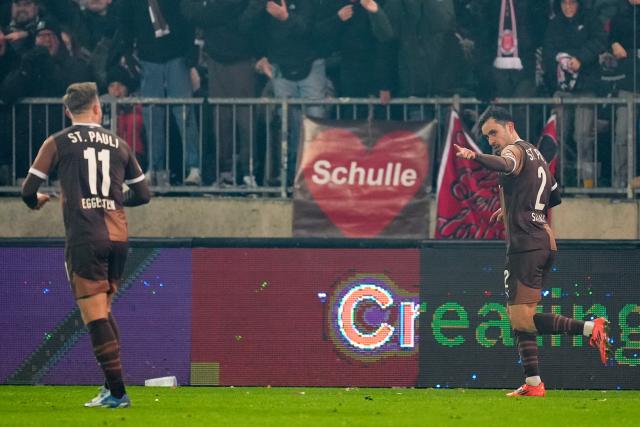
[83, 147, 111, 197]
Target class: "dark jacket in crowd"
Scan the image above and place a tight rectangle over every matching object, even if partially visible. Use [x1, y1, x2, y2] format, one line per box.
[581, 0, 621, 23]
[75, 1, 123, 53]
[4, 11, 42, 55]
[609, 0, 639, 92]
[0, 24, 94, 175]
[68, 2, 126, 92]
[0, 29, 18, 78]
[315, 0, 393, 59]
[315, 0, 394, 96]
[543, 0, 607, 94]
[0, 43, 92, 103]
[241, 0, 319, 81]
[386, 0, 475, 97]
[120, 0, 196, 65]
[0, 1, 9, 27]
[180, 0, 255, 64]
[39, 0, 84, 28]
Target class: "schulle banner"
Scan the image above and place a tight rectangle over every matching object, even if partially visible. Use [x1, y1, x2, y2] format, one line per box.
[293, 118, 437, 238]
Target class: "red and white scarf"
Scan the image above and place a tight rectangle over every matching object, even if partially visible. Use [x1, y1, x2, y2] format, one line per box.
[494, 0, 523, 70]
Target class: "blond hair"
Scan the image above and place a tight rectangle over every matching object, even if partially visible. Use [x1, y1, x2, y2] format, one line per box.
[62, 82, 99, 115]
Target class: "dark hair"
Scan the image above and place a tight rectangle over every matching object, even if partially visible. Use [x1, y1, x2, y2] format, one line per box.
[107, 64, 140, 93]
[478, 106, 515, 128]
[34, 19, 61, 38]
[63, 82, 98, 115]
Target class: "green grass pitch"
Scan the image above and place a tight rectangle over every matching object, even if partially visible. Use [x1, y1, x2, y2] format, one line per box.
[1, 386, 638, 427]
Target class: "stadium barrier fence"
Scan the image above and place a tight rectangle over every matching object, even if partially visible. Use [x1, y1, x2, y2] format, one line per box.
[0, 96, 638, 197]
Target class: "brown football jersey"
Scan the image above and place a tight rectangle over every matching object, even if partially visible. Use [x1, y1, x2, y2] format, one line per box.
[499, 140, 557, 254]
[29, 123, 144, 245]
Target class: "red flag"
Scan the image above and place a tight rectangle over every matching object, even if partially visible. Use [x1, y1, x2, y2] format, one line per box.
[536, 114, 558, 177]
[435, 110, 505, 240]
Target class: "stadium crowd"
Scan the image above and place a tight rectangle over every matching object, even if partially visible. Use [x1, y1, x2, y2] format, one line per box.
[0, 0, 638, 188]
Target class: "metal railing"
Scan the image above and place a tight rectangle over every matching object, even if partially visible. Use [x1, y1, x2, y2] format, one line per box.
[0, 96, 638, 198]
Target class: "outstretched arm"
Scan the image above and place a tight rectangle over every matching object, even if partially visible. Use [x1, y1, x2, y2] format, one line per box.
[454, 144, 516, 173]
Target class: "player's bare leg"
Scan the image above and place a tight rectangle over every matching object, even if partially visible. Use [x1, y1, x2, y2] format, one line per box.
[77, 292, 109, 325]
[507, 303, 537, 332]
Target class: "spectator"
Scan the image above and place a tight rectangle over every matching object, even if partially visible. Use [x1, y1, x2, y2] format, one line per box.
[1, 18, 92, 101]
[582, 0, 621, 24]
[608, 0, 639, 188]
[0, 18, 93, 178]
[102, 63, 145, 166]
[543, 0, 607, 188]
[120, 0, 201, 186]
[73, 0, 126, 90]
[0, 24, 18, 75]
[76, 0, 120, 51]
[1, 1, 87, 71]
[181, 0, 258, 187]
[386, 0, 475, 122]
[242, 0, 327, 185]
[4, 0, 43, 54]
[481, 0, 549, 135]
[315, 0, 393, 104]
[38, 1, 86, 31]
[453, 0, 490, 98]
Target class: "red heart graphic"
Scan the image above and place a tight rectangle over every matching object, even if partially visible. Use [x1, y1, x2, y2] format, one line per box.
[300, 128, 428, 237]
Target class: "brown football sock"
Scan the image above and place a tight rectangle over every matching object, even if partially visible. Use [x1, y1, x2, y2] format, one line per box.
[103, 312, 121, 390]
[87, 318, 126, 399]
[515, 330, 539, 378]
[108, 312, 120, 343]
[533, 313, 584, 335]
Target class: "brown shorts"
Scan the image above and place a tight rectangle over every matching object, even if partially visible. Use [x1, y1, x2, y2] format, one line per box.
[64, 241, 128, 299]
[504, 249, 556, 305]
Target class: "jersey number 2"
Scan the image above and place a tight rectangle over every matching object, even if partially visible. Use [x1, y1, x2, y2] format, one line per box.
[83, 147, 111, 197]
[535, 166, 547, 210]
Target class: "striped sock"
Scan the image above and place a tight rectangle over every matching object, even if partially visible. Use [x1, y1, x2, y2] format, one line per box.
[109, 312, 120, 342]
[103, 313, 121, 391]
[533, 313, 584, 335]
[87, 318, 126, 399]
[515, 330, 539, 378]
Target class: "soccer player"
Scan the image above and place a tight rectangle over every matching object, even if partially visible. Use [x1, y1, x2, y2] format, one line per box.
[21, 82, 150, 408]
[454, 107, 611, 397]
